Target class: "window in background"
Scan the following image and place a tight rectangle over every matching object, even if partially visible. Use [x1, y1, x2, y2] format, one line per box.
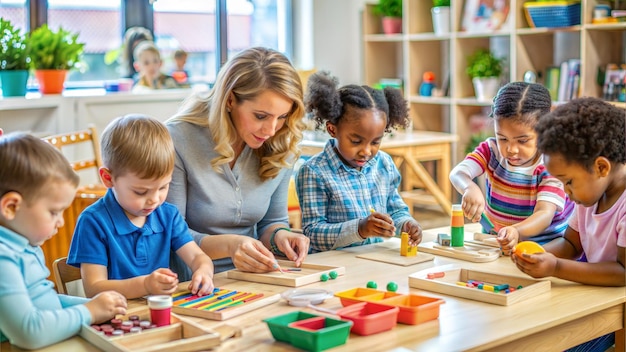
[47, 0, 122, 83]
[154, 0, 291, 84]
[0, 0, 27, 30]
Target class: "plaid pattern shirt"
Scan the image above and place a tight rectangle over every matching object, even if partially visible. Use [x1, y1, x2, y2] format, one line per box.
[296, 138, 413, 252]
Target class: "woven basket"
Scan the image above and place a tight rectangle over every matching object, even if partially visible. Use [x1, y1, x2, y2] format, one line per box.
[524, 1, 581, 28]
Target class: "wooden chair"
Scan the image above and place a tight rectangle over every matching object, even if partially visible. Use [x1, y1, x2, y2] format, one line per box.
[52, 257, 82, 296]
[41, 126, 107, 281]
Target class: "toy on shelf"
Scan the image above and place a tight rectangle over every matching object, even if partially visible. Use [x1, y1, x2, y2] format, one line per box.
[419, 71, 436, 97]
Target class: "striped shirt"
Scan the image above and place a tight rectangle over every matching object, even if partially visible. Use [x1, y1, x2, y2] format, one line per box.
[296, 138, 413, 252]
[457, 138, 573, 243]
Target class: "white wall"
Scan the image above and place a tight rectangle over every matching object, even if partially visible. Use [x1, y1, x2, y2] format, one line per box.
[311, 0, 370, 85]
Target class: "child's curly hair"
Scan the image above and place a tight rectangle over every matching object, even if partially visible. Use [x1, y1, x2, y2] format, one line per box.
[535, 97, 626, 171]
[305, 71, 410, 132]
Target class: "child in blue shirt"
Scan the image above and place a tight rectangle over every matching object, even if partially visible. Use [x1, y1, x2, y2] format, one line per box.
[0, 133, 127, 349]
[68, 115, 215, 299]
[296, 71, 422, 252]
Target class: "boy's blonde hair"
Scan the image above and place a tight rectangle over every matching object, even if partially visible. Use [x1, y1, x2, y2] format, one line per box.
[133, 41, 161, 62]
[100, 114, 175, 180]
[0, 133, 79, 203]
[169, 47, 305, 181]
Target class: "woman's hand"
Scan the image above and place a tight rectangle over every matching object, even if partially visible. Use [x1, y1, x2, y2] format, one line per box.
[231, 236, 279, 273]
[273, 229, 310, 266]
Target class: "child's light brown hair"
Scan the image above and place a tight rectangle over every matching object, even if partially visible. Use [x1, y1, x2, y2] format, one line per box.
[0, 133, 79, 203]
[133, 41, 161, 62]
[100, 114, 175, 180]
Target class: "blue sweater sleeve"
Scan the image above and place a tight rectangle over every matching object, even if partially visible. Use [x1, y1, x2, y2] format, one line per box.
[0, 257, 91, 349]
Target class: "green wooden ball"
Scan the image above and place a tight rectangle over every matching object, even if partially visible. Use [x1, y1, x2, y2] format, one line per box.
[366, 281, 377, 289]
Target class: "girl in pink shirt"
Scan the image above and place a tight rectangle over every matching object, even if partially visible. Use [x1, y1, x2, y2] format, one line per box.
[513, 97, 625, 351]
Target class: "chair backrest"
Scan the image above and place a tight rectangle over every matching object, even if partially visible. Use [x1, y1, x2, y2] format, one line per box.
[52, 257, 82, 295]
[43, 126, 103, 184]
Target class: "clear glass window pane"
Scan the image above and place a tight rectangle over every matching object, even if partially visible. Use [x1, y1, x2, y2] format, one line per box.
[0, 0, 28, 31]
[154, 0, 291, 84]
[47, 0, 123, 83]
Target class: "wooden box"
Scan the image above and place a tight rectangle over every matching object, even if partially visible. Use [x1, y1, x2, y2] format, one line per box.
[226, 260, 345, 287]
[171, 288, 281, 321]
[80, 307, 221, 352]
[409, 265, 551, 306]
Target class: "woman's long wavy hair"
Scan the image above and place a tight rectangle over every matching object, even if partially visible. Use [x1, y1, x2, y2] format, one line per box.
[169, 47, 305, 181]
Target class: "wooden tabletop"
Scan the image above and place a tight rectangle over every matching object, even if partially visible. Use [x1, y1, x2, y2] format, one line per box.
[3, 224, 625, 351]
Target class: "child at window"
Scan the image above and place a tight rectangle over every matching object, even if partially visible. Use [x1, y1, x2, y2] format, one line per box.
[171, 49, 190, 87]
[449, 82, 574, 254]
[0, 133, 126, 349]
[295, 71, 422, 252]
[131, 41, 180, 92]
[67, 115, 215, 299]
[512, 97, 625, 351]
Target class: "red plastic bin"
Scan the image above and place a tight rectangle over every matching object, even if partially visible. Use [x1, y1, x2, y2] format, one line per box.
[336, 302, 399, 336]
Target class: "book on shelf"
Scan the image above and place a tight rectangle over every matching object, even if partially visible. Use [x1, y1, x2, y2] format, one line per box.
[556, 59, 580, 102]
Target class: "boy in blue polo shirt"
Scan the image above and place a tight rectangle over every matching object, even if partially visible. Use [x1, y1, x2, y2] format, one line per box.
[68, 114, 215, 299]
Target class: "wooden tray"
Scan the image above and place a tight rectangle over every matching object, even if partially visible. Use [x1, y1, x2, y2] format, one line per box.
[409, 264, 551, 306]
[171, 288, 280, 321]
[226, 260, 345, 287]
[465, 233, 500, 248]
[356, 249, 434, 266]
[81, 307, 223, 352]
[417, 241, 501, 262]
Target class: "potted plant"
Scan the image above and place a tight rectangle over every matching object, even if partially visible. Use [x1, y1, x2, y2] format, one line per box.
[0, 18, 30, 97]
[29, 24, 84, 94]
[431, 0, 450, 35]
[466, 49, 503, 101]
[372, 0, 403, 34]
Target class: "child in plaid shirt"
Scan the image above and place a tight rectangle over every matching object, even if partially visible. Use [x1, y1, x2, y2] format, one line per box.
[296, 71, 422, 252]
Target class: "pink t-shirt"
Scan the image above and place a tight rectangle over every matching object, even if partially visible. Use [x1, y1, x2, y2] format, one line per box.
[569, 189, 626, 263]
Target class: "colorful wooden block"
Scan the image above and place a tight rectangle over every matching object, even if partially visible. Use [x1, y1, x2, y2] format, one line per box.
[400, 232, 417, 257]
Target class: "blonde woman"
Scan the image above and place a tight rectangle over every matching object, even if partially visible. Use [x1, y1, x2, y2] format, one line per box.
[166, 47, 309, 278]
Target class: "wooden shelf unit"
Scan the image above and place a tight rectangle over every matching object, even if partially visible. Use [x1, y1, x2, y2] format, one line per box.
[362, 0, 626, 163]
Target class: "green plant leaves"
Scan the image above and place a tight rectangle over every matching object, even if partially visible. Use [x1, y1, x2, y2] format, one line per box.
[466, 49, 503, 79]
[373, 0, 402, 18]
[0, 18, 30, 70]
[29, 24, 85, 70]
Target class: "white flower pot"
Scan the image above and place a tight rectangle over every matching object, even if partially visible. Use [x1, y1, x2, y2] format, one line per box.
[472, 77, 500, 101]
[431, 6, 450, 35]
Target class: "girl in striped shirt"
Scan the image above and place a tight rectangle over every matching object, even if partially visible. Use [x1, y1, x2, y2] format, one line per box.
[449, 82, 574, 254]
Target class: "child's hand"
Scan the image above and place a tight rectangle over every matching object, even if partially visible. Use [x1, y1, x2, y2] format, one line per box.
[85, 291, 127, 324]
[461, 187, 485, 222]
[511, 251, 557, 279]
[496, 226, 519, 255]
[188, 269, 215, 296]
[144, 268, 179, 295]
[402, 220, 423, 246]
[358, 211, 395, 238]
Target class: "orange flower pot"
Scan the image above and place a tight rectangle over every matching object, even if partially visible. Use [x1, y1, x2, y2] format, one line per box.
[35, 69, 68, 94]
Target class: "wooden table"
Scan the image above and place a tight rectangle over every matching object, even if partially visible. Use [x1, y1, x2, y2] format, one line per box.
[300, 131, 458, 216]
[4, 224, 624, 351]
